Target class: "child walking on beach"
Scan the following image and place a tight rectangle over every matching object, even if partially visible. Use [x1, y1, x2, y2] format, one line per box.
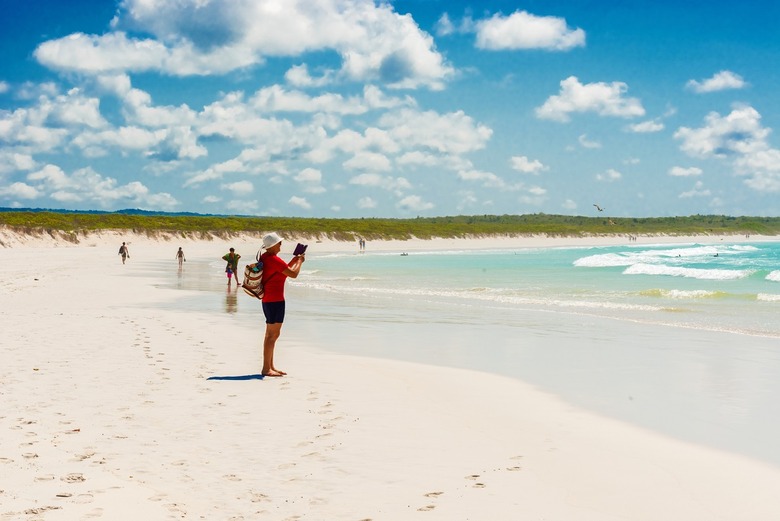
[259, 232, 305, 377]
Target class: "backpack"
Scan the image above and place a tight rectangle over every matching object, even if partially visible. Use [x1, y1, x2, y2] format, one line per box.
[242, 252, 265, 299]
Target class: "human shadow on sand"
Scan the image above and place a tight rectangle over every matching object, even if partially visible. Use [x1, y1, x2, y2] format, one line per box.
[207, 374, 264, 381]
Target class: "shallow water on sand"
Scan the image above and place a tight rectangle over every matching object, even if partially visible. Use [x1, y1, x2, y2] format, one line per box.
[146, 242, 780, 467]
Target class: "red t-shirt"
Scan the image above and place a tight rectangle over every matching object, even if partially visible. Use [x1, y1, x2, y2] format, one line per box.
[261, 252, 289, 302]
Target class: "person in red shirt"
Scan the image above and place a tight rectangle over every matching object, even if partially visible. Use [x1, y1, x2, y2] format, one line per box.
[259, 232, 305, 377]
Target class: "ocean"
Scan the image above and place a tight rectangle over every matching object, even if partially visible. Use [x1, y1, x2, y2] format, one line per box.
[156, 239, 780, 466]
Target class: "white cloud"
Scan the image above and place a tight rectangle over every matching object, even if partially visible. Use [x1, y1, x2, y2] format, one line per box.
[0, 81, 9, 94]
[0, 182, 41, 199]
[679, 181, 711, 198]
[35, 0, 454, 89]
[596, 168, 622, 182]
[24, 164, 178, 209]
[289, 195, 312, 210]
[674, 105, 768, 158]
[0, 152, 37, 175]
[457, 169, 509, 188]
[686, 70, 747, 94]
[397, 194, 433, 212]
[668, 166, 703, 177]
[349, 173, 411, 193]
[221, 180, 254, 195]
[562, 199, 577, 210]
[627, 119, 664, 133]
[357, 196, 376, 209]
[343, 151, 393, 172]
[474, 10, 585, 51]
[536, 76, 645, 122]
[673, 105, 780, 191]
[284, 64, 335, 88]
[379, 108, 492, 154]
[578, 134, 601, 149]
[203, 195, 221, 203]
[510, 155, 548, 174]
[295, 167, 326, 193]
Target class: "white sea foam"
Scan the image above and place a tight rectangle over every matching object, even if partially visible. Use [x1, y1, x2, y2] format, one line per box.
[623, 263, 752, 280]
[757, 293, 780, 302]
[574, 244, 756, 268]
[767, 270, 780, 283]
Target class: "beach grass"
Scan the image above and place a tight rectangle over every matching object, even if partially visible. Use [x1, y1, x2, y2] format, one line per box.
[2, 210, 779, 241]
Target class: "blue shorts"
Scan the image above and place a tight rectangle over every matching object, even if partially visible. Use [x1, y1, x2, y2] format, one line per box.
[262, 301, 286, 324]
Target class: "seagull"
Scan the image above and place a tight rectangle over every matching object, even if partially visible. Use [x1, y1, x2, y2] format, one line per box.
[593, 204, 604, 212]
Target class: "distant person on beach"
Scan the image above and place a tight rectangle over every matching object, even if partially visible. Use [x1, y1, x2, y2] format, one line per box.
[118, 242, 129, 264]
[176, 247, 185, 268]
[222, 248, 241, 287]
[259, 232, 305, 377]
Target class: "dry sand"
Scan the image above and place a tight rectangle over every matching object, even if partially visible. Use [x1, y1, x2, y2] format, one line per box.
[2, 230, 780, 520]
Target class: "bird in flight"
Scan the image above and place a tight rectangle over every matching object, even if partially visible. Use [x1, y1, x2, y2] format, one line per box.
[593, 204, 604, 212]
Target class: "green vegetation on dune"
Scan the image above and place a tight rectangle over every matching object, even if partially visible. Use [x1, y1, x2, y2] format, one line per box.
[1, 211, 780, 240]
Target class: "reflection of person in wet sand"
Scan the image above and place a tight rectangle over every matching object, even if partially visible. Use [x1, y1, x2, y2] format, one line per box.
[176, 247, 185, 268]
[222, 248, 241, 287]
[224, 286, 238, 314]
[259, 232, 305, 377]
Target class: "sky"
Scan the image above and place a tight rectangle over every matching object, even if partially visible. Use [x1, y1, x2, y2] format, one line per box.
[1, 0, 779, 218]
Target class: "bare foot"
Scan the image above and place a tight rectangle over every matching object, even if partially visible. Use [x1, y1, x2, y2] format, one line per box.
[272, 367, 287, 375]
[262, 370, 284, 377]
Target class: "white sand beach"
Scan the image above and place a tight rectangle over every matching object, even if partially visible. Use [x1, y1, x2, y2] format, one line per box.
[2, 230, 780, 520]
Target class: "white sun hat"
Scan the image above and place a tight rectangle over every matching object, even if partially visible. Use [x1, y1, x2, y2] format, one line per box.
[261, 232, 283, 249]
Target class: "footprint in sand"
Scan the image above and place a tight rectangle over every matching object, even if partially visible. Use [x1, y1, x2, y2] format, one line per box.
[424, 491, 444, 498]
[417, 505, 436, 511]
[61, 473, 86, 483]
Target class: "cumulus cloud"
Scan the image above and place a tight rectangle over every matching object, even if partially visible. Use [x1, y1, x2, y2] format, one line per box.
[0, 152, 37, 176]
[474, 10, 585, 51]
[0, 81, 9, 94]
[596, 168, 622, 182]
[35, 0, 453, 89]
[397, 194, 433, 212]
[23, 164, 178, 209]
[536, 76, 645, 122]
[349, 173, 411, 193]
[379, 108, 492, 154]
[0, 182, 41, 199]
[679, 180, 711, 198]
[673, 104, 780, 191]
[289, 195, 311, 210]
[294, 167, 326, 193]
[510, 155, 548, 174]
[357, 196, 376, 209]
[668, 166, 702, 177]
[221, 180, 254, 195]
[627, 119, 664, 133]
[578, 134, 601, 149]
[686, 70, 747, 94]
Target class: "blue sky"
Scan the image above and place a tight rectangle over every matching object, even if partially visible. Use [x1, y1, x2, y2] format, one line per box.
[1, 0, 779, 218]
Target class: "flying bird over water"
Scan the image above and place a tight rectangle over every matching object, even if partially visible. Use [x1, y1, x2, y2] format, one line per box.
[593, 204, 604, 212]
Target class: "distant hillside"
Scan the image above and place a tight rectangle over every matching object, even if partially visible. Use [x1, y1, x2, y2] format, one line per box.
[2, 210, 779, 241]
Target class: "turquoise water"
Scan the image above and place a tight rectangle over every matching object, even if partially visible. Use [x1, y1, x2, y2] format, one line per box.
[297, 241, 780, 338]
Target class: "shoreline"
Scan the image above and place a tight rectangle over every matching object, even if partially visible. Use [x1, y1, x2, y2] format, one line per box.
[0, 226, 775, 253]
[2, 236, 780, 519]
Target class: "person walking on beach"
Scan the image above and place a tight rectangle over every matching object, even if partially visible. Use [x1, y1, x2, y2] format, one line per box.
[176, 247, 185, 268]
[222, 247, 241, 287]
[118, 242, 129, 264]
[259, 232, 305, 377]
